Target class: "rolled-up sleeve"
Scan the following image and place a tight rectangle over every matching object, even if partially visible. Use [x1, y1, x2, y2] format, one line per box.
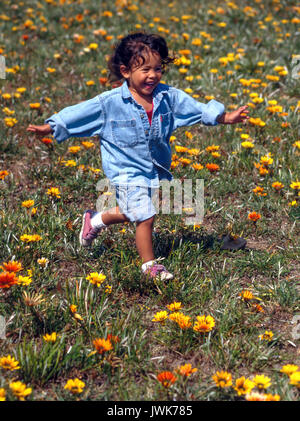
[171, 88, 225, 130]
[45, 95, 104, 143]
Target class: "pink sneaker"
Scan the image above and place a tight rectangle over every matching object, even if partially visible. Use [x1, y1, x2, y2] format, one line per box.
[144, 263, 174, 281]
[79, 210, 103, 247]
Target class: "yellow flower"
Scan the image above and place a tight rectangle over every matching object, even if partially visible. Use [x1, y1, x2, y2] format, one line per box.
[288, 200, 298, 207]
[22, 199, 35, 208]
[64, 378, 85, 394]
[89, 43, 98, 50]
[0, 355, 20, 371]
[179, 157, 191, 166]
[175, 145, 188, 153]
[212, 371, 232, 388]
[86, 272, 106, 287]
[64, 160, 77, 167]
[192, 163, 204, 171]
[20, 234, 42, 243]
[176, 363, 197, 377]
[240, 290, 254, 301]
[152, 310, 168, 323]
[2, 107, 15, 115]
[4, 117, 18, 127]
[193, 315, 215, 333]
[9, 381, 32, 401]
[17, 275, 32, 286]
[289, 371, 300, 388]
[81, 141, 95, 149]
[260, 154, 273, 166]
[68, 146, 81, 154]
[206, 145, 220, 152]
[252, 374, 271, 390]
[272, 181, 284, 191]
[47, 187, 61, 198]
[290, 181, 300, 190]
[166, 301, 182, 312]
[234, 376, 255, 396]
[37, 257, 49, 268]
[0, 388, 5, 401]
[105, 284, 112, 294]
[29, 103, 41, 109]
[69, 304, 77, 313]
[258, 330, 274, 341]
[43, 332, 57, 343]
[280, 364, 299, 375]
[93, 337, 113, 354]
[187, 148, 200, 156]
[169, 312, 192, 329]
[241, 141, 254, 149]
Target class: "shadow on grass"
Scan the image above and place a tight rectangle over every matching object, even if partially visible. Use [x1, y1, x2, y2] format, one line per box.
[153, 232, 247, 258]
[85, 231, 247, 261]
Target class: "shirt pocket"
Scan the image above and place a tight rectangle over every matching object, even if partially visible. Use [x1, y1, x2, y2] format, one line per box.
[110, 119, 139, 147]
[159, 112, 172, 139]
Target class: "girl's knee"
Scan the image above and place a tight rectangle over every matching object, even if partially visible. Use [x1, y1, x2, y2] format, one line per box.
[137, 215, 155, 227]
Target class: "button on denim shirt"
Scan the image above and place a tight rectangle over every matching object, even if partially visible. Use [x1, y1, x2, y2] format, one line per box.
[46, 81, 225, 187]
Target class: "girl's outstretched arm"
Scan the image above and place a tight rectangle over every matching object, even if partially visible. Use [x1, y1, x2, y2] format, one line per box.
[217, 105, 249, 125]
[26, 124, 52, 136]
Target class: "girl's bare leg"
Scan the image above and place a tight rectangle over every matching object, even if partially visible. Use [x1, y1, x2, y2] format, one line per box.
[101, 206, 129, 225]
[135, 216, 155, 263]
[100, 208, 155, 263]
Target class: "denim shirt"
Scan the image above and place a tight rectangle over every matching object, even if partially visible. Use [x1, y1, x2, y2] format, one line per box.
[46, 81, 225, 187]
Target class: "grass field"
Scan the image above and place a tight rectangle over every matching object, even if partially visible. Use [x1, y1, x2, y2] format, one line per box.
[0, 0, 299, 402]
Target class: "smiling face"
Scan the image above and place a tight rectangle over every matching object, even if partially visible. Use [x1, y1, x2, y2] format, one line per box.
[120, 50, 162, 102]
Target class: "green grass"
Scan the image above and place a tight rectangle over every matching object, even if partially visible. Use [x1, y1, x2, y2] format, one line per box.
[0, 0, 299, 402]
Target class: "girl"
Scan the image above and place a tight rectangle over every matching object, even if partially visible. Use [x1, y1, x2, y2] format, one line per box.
[27, 32, 249, 281]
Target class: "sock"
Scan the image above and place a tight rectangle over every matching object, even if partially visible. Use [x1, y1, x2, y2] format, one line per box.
[141, 260, 156, 272]
[91, 212, 107, 229]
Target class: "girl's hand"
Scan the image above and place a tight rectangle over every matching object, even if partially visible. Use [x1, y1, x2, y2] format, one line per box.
[217, 105, 250, 125]
[26, 123, 52, 136]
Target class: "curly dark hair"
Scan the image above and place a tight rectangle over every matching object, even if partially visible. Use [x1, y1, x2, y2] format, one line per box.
[108, 32, 175, 82]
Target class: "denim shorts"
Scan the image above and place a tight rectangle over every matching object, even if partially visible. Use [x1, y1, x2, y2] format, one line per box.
[114, 185, 157, 223]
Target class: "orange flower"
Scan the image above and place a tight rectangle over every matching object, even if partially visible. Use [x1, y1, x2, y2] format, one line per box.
[252, 303, 264, 313]
[206, 163, 220, 173]
[99, 77, 108, 85]
[248, 211, 261, 222]
[157, 371, 177, 387]
[0, 170, 9, 180]
[176, 363, 198, 377]
[93, 338, 113, 354]
[0, 272, 18, 289]
[192, 163, 204, 170]
[41, 137, 53, 145]
[206, 145, 220, 152]
[193, 315, 215, 333]
[252, 186, 267, 196]
[1, 260, 23, 273]
[240, 290, 254, 301]
[106, 333, 120, 344]
[272, 181, 284, 191]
